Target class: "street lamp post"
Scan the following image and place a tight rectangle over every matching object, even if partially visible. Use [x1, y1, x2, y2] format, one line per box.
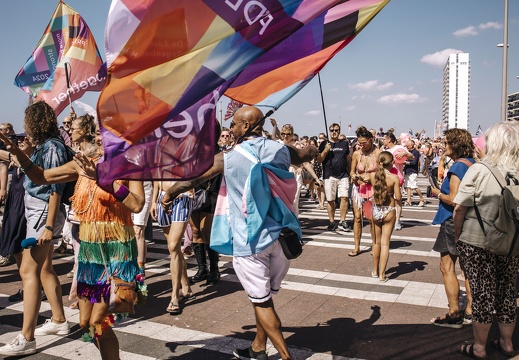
[501, 0, 509, 122]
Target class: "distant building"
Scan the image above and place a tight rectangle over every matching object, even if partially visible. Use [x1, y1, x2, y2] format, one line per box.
[508, 92, 519, 121]
[442, 53, 470, 130]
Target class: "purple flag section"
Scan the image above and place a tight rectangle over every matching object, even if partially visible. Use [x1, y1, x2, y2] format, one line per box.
[97, 89, 221, 191]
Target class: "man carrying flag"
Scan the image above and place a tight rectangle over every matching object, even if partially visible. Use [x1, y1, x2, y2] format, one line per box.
[14, 1, 106, 116]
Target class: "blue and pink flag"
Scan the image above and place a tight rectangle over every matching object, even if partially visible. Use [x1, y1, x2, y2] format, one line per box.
[97, 0, 390, 188]
[14, 1, 106, 116]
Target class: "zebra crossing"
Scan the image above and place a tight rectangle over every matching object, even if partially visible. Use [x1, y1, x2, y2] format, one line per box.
[1, 177, 465, 359]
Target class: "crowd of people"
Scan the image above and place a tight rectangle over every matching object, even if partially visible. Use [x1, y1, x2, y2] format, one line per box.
[0, 102, 517, 360]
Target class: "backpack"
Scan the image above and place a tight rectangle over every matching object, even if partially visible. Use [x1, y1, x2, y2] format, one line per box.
[473, 162, 519, 256]
[34, 136, 77, 206]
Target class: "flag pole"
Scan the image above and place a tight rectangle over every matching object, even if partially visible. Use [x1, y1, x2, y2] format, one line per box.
[318, 73, 329, 138]
[64, 62, 76, 119]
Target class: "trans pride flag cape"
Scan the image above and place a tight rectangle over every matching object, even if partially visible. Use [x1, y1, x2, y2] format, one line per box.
[14, 1, 106, 116]
[97, 0, 389, 189]
[225, 0, 389, 109]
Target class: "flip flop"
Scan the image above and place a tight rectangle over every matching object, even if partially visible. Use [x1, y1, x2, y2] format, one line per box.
[379, 277, 389, 283]
[490, 339, 514, 357]
[179, 293, 196, 303]
[371, 271, 378, 278]
[166, 301, 181, 315]
[348, 250, 360, 257]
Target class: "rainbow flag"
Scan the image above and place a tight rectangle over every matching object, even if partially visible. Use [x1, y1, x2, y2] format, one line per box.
[225, 0, 389, 109]
[14, 1, 106, 116]
[97, 0, 390, 188]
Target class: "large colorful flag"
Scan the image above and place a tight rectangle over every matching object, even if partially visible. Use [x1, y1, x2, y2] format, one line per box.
[224, 0, 389, 109]
[97, 0, 346, 188]
[14, 1, 106, 116]
[97, 0, 390, 188]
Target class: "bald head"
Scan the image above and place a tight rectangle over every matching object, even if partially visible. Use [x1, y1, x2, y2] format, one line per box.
[232, 106, 264, 139]
[234, 106, 264, 127]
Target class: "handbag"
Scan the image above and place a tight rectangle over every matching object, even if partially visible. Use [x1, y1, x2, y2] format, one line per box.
[278, 227, 303, 260]
[192, 181, 212, 213]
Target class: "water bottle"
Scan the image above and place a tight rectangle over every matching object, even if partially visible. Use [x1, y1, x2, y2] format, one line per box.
[21, 238, 38, 249]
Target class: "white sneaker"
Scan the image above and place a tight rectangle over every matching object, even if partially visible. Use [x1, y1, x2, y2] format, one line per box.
[0, 255, 10, 266]
[0, 334, 36, 356]
[34, 319, 70, 336]
[394, 222, 402, 231]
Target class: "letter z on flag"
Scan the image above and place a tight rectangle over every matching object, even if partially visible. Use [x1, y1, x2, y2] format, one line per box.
[14, 1, 106, 116]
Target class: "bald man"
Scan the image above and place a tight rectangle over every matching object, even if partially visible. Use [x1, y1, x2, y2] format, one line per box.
[162, 106, 317, 360]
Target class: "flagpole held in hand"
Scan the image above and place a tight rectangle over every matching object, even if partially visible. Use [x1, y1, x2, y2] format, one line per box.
[64, 62, 76, 120]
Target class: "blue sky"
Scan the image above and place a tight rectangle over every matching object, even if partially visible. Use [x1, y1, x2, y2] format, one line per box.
[1, 0, 517, 138]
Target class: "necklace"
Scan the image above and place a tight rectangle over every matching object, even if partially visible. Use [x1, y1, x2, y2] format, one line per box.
[74, 177, 97, 215]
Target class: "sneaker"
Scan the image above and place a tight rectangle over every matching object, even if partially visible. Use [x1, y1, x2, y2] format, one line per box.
[0, 255, 10, 266]
[8, 289, 23, 302]
[233, 346, 268, 360]
[145, 239, 155, 245]
[340, 220, 351, 232]
[418, 200, 425, 207]
[34, 319, 70, 336]
[0, 334, 36, 356]
[326, 222, 337, 231]
[394, 222, 402, 231]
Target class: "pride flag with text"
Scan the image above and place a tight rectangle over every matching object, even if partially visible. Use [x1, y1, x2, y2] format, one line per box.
[14, 1, 106, 116]
[97, 0, 389, 189]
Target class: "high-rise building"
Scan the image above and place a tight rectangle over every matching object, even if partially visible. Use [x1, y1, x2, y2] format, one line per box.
[442, 53, 470, 130]
[507, 92, 519, 121]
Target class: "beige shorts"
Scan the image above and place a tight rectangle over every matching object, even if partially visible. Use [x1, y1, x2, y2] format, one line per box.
[233, 240, 290, 303]
[324, 176, 349, 201]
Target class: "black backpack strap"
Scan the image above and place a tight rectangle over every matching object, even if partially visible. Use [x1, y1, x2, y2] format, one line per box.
[473, 193, 486, 236]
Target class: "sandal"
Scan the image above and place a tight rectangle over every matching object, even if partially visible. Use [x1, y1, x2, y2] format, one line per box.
[371, 271, 378, 278]
[379, 277, 389, 283]
[404, 201, 412, 206]
[490, 339, 514, 357]
[54, 243, 68, 256]
[431, 313, 463, 329]
[348, 250, 360, 257]
[166, 301, 182, 315]
[457, 344, 487, 360]
[179, 293, 196, 303]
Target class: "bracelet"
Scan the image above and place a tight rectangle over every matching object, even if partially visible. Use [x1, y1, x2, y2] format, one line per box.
[113, 184, 130, 202]
[45, 225, 54, 231]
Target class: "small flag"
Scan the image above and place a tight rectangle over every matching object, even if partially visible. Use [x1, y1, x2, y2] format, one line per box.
[14, 1, 106, 116]
[408, 128, 413, 136]
[224, 100, 244, 120]
[475, 125, 483, 136]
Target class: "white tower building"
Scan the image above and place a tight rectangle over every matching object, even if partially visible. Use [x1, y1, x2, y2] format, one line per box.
[442, 53, 470, 130]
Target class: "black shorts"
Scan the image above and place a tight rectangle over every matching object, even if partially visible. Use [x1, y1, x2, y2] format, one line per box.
[432, 217, 458, 256]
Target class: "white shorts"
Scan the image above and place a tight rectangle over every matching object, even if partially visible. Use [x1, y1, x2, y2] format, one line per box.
[324, 176, 349, 201]
[233, 240, 290, 303]
[404, 173, 418, 189]
[132, 181, 153, 226]
[25, 194, 65, 243]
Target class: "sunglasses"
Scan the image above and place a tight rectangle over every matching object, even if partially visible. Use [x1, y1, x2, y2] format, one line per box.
[63, 121, 72, 125]
[220, 134, 230, 138]
[280, 133, 292, 137]
[329, 129, 340, 133]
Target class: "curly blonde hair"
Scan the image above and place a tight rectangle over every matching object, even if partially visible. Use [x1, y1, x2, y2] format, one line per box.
[24, 102, 58, 145]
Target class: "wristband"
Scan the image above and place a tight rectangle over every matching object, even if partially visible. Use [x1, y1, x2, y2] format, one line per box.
[45, 225, 54, 231]
[114, 184, 130, 202]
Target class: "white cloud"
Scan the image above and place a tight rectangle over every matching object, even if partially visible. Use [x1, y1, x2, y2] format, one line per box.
[453, 26, 478, 37]
[421, 48, 463, 67]
[479, 21, 502, 30]
[305, 110, 321, 116]
[348, 80, 394, 91]
[345, 105, 355, 111]
[377, 93, 426, 104]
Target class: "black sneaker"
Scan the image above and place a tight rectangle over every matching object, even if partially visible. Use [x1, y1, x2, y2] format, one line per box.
[233, 346, 268, 360]
[340, 220, 351, 232]
[326, 222, 337, 231]
[8, 289, 23, 302]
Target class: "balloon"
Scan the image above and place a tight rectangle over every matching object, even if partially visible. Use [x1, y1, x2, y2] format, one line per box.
[393, 147, 407, 164]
